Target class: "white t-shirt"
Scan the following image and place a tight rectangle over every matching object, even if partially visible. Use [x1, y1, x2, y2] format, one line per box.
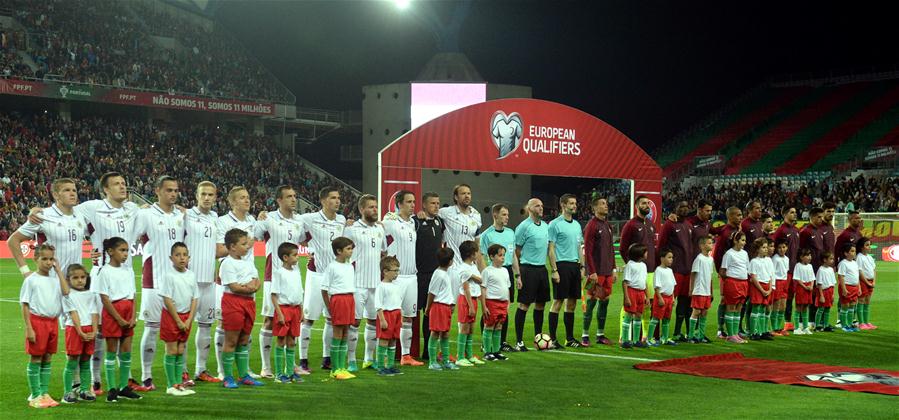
[793, 262, 815, 283]
[428, 269, 455, 305]
[857, 254, 876, 280]
[375, 281, 403, 311]
[721, 249, 749, 280]
[271, 265, 304, 305]
[837, 259, 860, 286]
[20, 273, 62, 317]
[816, 266, 836, 288]
[772, 254, 789, 280]
[95, 264, 136, 301]
[321, 261, 355, 295]
[220, 256, 258, 298]
[749, 258, 771, 284]
[623, 260, 648, 290]
[160, 269, 200, 313]
[63, 289, 99, 327]
[691, 254, 713, 296]
[481, 265, 511, 301]
[653, 266, 676, 296]
[452, 262, 482, 298]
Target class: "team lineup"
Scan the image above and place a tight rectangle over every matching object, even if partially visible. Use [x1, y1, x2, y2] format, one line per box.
[12, 174, 880, 408]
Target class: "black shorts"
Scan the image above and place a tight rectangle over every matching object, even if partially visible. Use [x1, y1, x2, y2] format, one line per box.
[504, 265, 516, 303]
[417, 271, 433, 314]
[518, 264, 550, 304]
[553, 261, 582, 300]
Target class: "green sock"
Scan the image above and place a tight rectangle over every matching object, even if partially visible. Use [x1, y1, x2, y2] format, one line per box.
[801, 308, 809, 329]
[465, 334, 474, 359]
[64, 359, 77, 393]
[274, 346, 285, 377]
[387, 346, 396, 368]
[765, 311, 771, 332]
[493, 327, 502, 353]
[698, 316, 707, 338]
[117, 352, 131, 391]
[632, 318, 641, 342]
[661, 318, 670, 342]
[456, 333, 468, 360]
[597, 299, 609, 335]
[222, 351, 235, 378]
[104, 352, 117, 391]
[79, 359, 91, 392]
[341, 340, 349, 369]
[236, 344, 250, 378]
[583, 299, 597, 335]
[848, 307, 856, 326]
[164, 354, 177, 388]
[440, 338, 450, 364]
[483, 330, 493, 353]
[285, 347, 296, 376]
[621, 315, 632, 342]
[687, 317, 697, 339]
[427, 339, 438, 364]
[647, 318, 659, 342]
[863, 303, 871, 324]
[27, 362, 41, 398]
[39, 362, 51, 395]
[330, 338, 341, 371]
[376, 345, 387, 369]
[823, 308, 831, 326]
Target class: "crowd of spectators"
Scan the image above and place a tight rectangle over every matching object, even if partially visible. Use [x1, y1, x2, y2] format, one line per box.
[6, 0, 290, 103]
[0, 110, 360, 238]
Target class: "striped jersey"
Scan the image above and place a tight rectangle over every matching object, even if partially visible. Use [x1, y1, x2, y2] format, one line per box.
[254, 209, 305, 281]
[75, 199, 140, 268]
[134, 204, 185, 290]
[438, 205, 482, 265]
[216, 211, 257, 264]
[301, 210, 346, 273]
[344, 219, 387, 288]
[383, 214, 417, 276]
[184, 207, 218, 283]
[17, 204, 86, 273]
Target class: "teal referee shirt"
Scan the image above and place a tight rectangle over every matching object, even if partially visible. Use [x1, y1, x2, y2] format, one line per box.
[515, 217, 549, 265]
[549, 215, 583, 263]
[480, 225, 516, 267]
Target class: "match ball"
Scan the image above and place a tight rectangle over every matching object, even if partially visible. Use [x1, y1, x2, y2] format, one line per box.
[534, 333, 552, 350]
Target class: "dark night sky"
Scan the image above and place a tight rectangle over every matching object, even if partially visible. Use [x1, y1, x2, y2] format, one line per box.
[216, 0, 897, 153]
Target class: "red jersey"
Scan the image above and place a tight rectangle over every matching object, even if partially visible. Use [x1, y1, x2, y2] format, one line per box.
[772, 222, 800, 273]
[712, 223, 741, 271]
[619, 216, 656, 272]
[584, 217, 615, 276]
[799, 223, 825, 271]
[657, 219, 693, 274]
[834, 225, 861, 264]
[741, 217, 765, 243]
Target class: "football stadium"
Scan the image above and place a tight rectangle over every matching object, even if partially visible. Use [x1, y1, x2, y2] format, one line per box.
[0, 0, 896, 418]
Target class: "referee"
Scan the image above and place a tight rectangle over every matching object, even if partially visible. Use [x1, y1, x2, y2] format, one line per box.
[513, 198, 551, 352]
[415, 191, 445, 360]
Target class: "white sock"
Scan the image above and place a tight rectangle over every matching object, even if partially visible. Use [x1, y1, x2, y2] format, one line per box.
[181, 341, 190, 374]
[195, 324, 212, 377]
[92, 336, 105, 384]
[299, 323, 312, 360]
[364, 323, 377, 362]
[260, 329, 273, 372]
[140, 323, 160, 381]
[347, 325, 359, 363]
[401, 321, 413, 356]
[214, 326, 225, 377]
[322, 320, 333, 358]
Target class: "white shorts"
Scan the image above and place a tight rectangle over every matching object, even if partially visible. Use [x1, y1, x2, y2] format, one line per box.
[303, 270, 329, 321]
[214, 283, 224, 321]
[396, 274, 418, 317]
[196, 282, 216, 325]
[261, 281, 274, 318]
[354, 287, 377, 320]
[138, 287, 163, 323]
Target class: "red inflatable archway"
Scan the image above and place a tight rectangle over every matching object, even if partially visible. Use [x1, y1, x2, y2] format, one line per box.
[378, 98, 663, 229]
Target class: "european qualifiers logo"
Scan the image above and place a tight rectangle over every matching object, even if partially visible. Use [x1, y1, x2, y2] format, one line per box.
[490, 110, 582, 159]
[491, 111, 523, 159]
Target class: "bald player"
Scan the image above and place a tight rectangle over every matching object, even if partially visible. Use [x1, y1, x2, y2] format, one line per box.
[513, 198, 551, 352]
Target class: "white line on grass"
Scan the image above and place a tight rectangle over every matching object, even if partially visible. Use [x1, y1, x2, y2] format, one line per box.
[542, 349, 660, 363]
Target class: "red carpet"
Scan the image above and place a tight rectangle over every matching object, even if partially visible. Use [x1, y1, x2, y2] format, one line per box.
[634, 353, 899, 395]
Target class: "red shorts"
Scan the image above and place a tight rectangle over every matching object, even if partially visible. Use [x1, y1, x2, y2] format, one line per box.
[587, 275, 615, 298]
[750, 282, 772, 306]
[839, 285, 860, 305]
[428, 303, 453, 332]
[860, 279, 874, 297]
[222, 293, 256, 334]
[101, 299, 135, 338]
[774, 279, 788, 300]
[273, 305, 301, 337]
[651, 294, 674, 320]
[691, 295, 711, 310]
[484, 299, 508, 326]
[815, 287, 834, 308]
[376, 309, 402, 340]
[723, 278, 749, 305]
[161, 311, 192, 342]
[793, 282, 813, 305]
[65, 325, 95, 356]
[457, 295, 479, 324]
[26, 314, 59, 356]
[673, 273, 691, 297]
[623, 287, 646, 314]
[329, 294, 355, 326]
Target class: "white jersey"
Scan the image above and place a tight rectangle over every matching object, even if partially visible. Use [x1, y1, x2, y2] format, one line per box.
[428, 269, 455, 305]
[439, 205, 482, 265]
[75, 199, 140, 268]
[17, 204, 86, 273]
[220, 256, 258, 297]
[301, 210, 346, 273]
[344, 220, 387, 289]
[161, 269, 199, 313]
[772, 254, 789, 280]
[184, 207, 218, 283]
[857, 254, 876, 280]
[271, 265, 304, 305]
[816, 266, 836, 288]
[62, 289, 99, 327]
[254, 209, 305, 281]
[134, 204, 185, 290]
[654, 266, 676, 296]
[216, 211, 257, 264]
[793, 262, 816, 283]
[721, 249, 750, 280]
[375, 281, 403, 311]
[623, 260, 648, 290]
[95, 264, 136, 301]
[691, 254, 714, 296]
[837, 259, 860, 286]
[453, 261, 482, 298]
[383, 215, 417, 276]
[20, 273, 63, 317]
[481, 265, 510, 301]
[321, 261, 355, 295]
[749, 258, 772, 284]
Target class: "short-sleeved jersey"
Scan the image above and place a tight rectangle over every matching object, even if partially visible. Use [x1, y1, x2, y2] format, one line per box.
[439, 205, 482, 265]
[428, 269, 455, 305]
[375, 281, 403, 311]
[772, 254, 789, 280]
[816, 266, 836, 288]
[134, 204, 185, 290]
[20, 273, 62, 317]
[623, 261, 648, 290]
[721, 249, 749, 280]
[220, 257, 258, 298]
[691, 253, 714, 296]
[95, 264, 136, 301]
[481, 265, 511, 301]
[301, 210, 346, 273]
[837, 259, 860, 286]
[161, 269, 199, 313]
[255, 209, 304, 281]
[548, 215, 583, 263]
[216, 211, 257, 264]
[76, 199, 140, 268]
[184, 207, 218, 283]
[792, 263, 816, 283]
[857, 254, 876, 279]
[653, 266, 676, 295]
[271, 265, 304, 305]
[17, 204, 86, 273]
[479, 225, 516, 267]
[515, 217, 549, 266]
[584, 216, 615, 276]
[453, 261, 481, 298]
[383, 215, 417, 276]
[63, 289, 99, 326]
[749, 258, 771, 284]
[321, 261, 355, 295]
[345, 220, 387, 288]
